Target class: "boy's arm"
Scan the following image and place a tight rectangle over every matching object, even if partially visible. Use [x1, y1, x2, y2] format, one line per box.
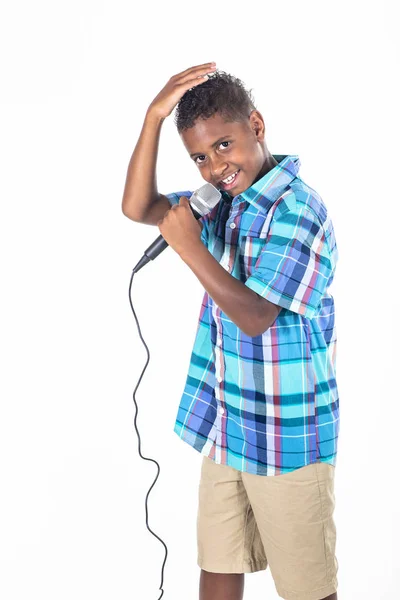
[121, 110, 171, 224]
[121, 63, 216, 225]
[179, 242, 281, 337]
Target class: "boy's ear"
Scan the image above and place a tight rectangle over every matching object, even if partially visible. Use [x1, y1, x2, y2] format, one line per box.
[249, 110, 265, 141]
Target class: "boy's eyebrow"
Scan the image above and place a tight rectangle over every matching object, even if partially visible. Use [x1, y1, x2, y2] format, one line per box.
[190, 136, 231, 158]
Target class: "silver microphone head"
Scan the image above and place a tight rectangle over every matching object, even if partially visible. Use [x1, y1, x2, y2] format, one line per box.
[190, 183, 221, 217]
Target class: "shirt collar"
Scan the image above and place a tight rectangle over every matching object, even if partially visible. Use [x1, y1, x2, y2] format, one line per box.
[221, 154, 301, 213]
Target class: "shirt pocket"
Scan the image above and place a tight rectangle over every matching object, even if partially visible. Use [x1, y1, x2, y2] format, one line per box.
[238, 233, 267, 280]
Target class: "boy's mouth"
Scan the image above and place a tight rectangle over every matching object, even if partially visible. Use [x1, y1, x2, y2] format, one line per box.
[219, 169, 240, 190]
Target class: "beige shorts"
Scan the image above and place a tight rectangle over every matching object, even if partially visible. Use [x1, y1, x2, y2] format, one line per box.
[197, 456, 338, 600]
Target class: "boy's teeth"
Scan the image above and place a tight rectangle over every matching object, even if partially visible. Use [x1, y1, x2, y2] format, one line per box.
[222, 170, 238, 184]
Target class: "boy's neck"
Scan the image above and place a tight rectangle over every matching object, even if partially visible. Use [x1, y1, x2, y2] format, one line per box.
[224, 153, 279, 202]
[256, 153, 279, 182]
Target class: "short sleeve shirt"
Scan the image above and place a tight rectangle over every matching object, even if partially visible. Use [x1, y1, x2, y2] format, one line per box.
[166, 154, 340, 476]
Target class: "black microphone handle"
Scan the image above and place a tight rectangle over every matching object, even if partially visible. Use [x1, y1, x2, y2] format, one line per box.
[132, 203, 202, 274]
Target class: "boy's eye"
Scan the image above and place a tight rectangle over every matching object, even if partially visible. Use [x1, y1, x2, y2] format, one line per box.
[194, 141, 231, 165]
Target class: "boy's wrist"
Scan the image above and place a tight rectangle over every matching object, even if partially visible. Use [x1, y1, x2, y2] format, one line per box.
[179, 239, 207, 263]
[145, 106, 166, 125]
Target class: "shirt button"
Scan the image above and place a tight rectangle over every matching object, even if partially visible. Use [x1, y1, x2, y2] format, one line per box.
[218, 407, 225, 415]
[216, 376, 222, 383]
[229, 222, 236, 229]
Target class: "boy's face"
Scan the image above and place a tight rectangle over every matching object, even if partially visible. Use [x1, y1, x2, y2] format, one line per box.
[180, 110, 268, 197]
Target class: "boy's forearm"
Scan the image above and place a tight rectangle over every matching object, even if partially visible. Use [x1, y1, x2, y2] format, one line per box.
[121, 109, 165, 219]
[179, 243, 280, 337]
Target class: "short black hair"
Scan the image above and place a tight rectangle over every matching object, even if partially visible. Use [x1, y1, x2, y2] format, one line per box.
[174, 70, 256, 133]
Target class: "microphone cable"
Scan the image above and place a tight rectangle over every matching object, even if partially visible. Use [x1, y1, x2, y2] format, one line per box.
[125, 184, 221, 599]
[128, 268, 168, 600]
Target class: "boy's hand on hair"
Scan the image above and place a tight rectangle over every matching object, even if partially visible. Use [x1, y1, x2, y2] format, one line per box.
[148, 62, 216, 120]
[157, 196, 203, 258]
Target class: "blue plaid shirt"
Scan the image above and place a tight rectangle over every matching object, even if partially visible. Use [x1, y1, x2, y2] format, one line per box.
[166, 154, 339, 476]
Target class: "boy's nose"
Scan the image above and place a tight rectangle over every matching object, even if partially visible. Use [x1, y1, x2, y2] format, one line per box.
[211, 161, 229, 182]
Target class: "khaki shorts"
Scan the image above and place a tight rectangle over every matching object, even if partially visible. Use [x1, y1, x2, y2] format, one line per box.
[197, 456, 338, 600]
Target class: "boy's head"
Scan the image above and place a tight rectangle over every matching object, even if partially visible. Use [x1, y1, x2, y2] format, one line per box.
[174, 70, 275, 197]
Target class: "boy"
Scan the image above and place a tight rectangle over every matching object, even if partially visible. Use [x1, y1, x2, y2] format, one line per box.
[122, 63, 339, 600]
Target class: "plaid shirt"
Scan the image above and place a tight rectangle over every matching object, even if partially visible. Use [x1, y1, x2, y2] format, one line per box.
[166, 154, 339, 476]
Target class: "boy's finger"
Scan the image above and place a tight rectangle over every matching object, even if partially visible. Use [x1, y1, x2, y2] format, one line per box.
[177, 62, 215, 78]
[176, 64, 216, 84]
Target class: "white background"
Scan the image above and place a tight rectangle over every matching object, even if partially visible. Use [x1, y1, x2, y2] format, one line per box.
[0, 1, 398, 598]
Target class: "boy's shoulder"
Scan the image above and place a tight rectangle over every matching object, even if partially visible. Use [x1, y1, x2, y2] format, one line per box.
[284, 177, 331, 228]
[165, 190, 193, 206]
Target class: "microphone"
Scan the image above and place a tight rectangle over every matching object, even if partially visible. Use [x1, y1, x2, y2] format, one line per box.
[132, 183, 221, 274]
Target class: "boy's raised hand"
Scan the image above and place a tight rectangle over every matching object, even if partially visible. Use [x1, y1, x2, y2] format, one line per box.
[148, 62, 216, 120]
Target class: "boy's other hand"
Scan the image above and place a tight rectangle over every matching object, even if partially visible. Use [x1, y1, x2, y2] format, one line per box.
[148, 62, 216, 120]
[157, 196, 203, 257]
